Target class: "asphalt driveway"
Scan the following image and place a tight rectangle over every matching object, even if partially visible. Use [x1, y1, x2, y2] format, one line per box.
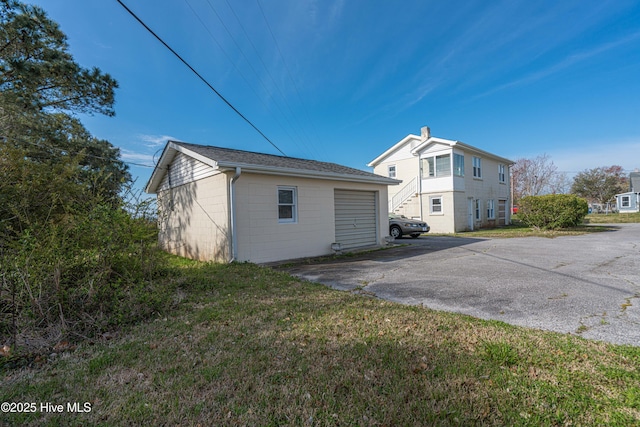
[280, 224, 640, 347]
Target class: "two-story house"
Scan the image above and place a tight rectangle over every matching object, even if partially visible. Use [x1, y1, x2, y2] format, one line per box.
[368, 126, 514, 233]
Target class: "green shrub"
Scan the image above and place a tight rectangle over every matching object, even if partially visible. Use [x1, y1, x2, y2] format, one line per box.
[0, 200, 169, 349]
[518, 194, 588, 230]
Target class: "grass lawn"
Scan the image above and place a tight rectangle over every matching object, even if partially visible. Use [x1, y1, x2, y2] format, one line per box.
[436, 221, 614, 239]
[438, 212, 640, 239]
[2, 258, 640, 426]
[586, 211, 640, 224]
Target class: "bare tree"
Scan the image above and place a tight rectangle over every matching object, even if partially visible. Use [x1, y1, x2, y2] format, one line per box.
[511, 154, 566, 202]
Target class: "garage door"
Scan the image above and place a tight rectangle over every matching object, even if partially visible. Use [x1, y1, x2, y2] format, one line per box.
[334, 189, 378, 250]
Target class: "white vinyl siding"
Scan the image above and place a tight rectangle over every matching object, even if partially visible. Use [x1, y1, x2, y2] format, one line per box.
[334, 189, 377, 250]
[158, 152, 216, 191]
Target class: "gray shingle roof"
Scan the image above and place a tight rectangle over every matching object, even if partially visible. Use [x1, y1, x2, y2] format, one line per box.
[173, 141, 387, 180]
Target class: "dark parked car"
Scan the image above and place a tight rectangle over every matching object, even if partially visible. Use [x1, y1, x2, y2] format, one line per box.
[389, 214, 430, 239]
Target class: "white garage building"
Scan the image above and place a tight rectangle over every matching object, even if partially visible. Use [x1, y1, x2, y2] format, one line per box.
[145, 141, 399, 263]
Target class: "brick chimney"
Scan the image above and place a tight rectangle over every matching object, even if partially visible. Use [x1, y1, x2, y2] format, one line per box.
[420, 126, 430, 141]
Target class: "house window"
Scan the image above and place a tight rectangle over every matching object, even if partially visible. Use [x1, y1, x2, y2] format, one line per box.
[388, 165, 396, 178]
[498, 164, 506, 183]
[473, 157, 482, 178]
[475, 199, 481, 221]
[454, 153, 464, 177]
[430, 196, 443, 214]
[487, 199, 495, 219]
[622, 196, 630, 208]
[421, 154, 451, 178]
[278, 186, 297, 223]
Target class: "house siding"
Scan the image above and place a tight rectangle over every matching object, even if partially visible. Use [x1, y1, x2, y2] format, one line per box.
[617, 192, 640, 213]
[373, 155, 418, 200]
[453, 191, 471, 232]
[157, 152, 216, 191]
[421, 191, 455, 233]
[234, 173, 389, 263]
[157, 172, 231, 262]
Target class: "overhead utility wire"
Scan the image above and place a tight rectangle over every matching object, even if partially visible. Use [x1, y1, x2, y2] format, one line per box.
[254, 0, 325, 160]
[182, 0, 300, 154]
[115, 0, 286, 157]
[209, 0, 319, 161]
[10, 136, 156, 168]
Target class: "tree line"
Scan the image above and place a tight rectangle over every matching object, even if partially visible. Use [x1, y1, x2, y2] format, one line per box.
[511, 154, 629, 209]
[1, 0, 166, 353]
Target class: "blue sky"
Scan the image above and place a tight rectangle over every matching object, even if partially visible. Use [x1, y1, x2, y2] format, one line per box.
[30, 0, 640, 190]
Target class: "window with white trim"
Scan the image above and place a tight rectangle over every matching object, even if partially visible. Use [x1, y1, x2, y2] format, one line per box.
[388, 165, 396, 178]
[454, 153, 464, 177]
[487, 199, 495, 219]
[498, 164, 506, 183]
[278, 186, 297, 223]
[622, 195, 630, 207]
[430, 196, 443, 214]
[475, 199, 481, 221]
[421, 154, 451, 178]
[473, 157, 482, 178]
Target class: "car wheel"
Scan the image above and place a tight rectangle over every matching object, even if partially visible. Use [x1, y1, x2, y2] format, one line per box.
[410, 234, 420, 238]
[390, 225, 402, 239]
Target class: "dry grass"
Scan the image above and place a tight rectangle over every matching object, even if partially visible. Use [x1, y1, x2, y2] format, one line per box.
[439, 220, 616, 239]
[2, 260, 640, 426]
[586, 212, 640, 224]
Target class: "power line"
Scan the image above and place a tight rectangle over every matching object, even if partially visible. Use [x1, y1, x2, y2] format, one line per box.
[7, 135, 156, 168]
[254, 0, 325, 160]
[181, 0, 301, 155]
[209, 0, 321, 161]
[115, 0, 286, 157]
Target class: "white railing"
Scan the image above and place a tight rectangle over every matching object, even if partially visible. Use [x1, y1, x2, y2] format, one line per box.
[389, 177, 418, 212]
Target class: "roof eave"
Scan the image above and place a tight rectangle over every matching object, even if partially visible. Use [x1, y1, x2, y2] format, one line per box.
[367, 134, 420, 167]
[409, 136, 458, 155]
[410, 139, 514, 165]
[145, 140, 220, 194]
[217, 161, 401, 185]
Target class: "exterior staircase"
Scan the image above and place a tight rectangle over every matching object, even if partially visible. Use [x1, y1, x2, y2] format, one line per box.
[389, 177, 420, 217]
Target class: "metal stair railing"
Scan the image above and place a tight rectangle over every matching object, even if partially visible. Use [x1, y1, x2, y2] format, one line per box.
[389, 177, 417, 212]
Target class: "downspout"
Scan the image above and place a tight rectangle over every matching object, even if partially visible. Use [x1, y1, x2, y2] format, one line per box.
[229, 167, 241, 263]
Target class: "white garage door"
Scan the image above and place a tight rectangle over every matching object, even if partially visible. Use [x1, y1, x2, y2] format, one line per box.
[334, 189, 378, 250]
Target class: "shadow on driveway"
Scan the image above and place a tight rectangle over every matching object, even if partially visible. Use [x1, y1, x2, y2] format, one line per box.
[275, 228, 640, 347]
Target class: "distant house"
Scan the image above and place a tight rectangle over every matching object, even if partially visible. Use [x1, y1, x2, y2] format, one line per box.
[615, 170, 640, 213]
[368, 126, 514, 233]
[145, 141, 399, 263]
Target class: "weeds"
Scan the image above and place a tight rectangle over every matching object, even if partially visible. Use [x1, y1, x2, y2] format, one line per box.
[2, 259, 639, 426]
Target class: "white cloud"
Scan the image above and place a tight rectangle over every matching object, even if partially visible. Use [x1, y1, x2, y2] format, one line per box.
[474, 30, 640, 100]
[120, 149, 155, 166]
[137, 134, 179, 148]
